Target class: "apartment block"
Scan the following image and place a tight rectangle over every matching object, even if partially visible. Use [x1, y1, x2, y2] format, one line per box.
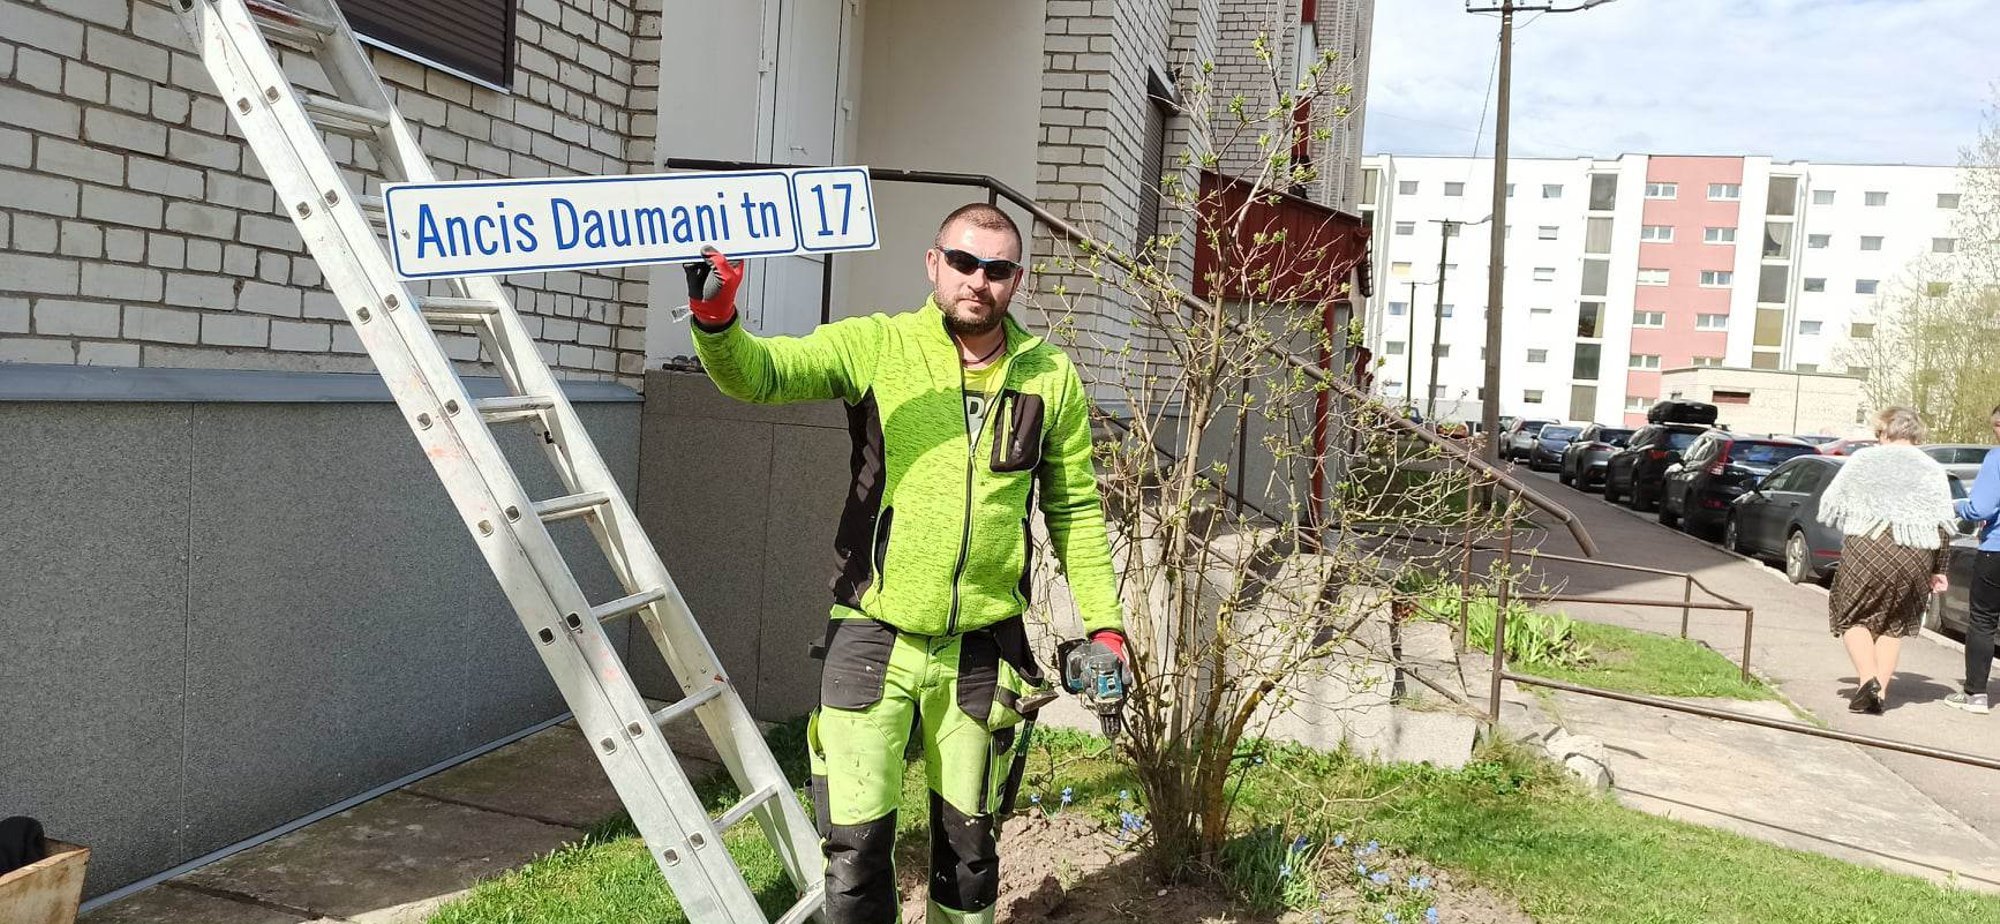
[1358, 154, 1964, 428]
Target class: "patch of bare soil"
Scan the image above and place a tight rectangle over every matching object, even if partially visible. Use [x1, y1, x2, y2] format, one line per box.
[894, 813, 1533, 924]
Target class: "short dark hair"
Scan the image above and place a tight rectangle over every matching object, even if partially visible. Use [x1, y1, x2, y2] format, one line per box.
[936, 203, 1021, 251]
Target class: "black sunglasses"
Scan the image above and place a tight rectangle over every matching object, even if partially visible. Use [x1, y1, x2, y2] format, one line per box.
[936, 248, 1022, 281]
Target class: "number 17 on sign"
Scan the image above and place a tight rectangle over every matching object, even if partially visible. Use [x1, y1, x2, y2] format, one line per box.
[793, 167, 876, 252]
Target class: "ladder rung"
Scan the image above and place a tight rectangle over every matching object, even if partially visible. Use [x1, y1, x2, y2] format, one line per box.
[533, 491, 609, 522]
[474, 394, 554, 423]
[774, 887, 827, 924]
[300, 92, 390, 137]
[590, 587, 667, 623]
[712, 782, 782, 834]
[246, 0, 336, 47]
[651, 682, 729, 727]
[419, 296, 502, 327]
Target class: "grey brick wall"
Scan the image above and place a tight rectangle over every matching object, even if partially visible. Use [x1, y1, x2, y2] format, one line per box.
[0, 0, 660, 386]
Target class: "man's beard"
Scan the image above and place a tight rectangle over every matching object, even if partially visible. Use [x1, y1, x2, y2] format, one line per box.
[938, 289, 1006, 337]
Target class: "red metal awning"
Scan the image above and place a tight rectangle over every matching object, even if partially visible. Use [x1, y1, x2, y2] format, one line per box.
[1192, 170, 1370, 306]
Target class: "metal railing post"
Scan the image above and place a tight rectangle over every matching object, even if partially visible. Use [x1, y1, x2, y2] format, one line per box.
[1680, 573, 1693, 639]
[1458, 477, 1476, 653]
[1489, 502, 1514, 724]
[1741, 607, 1756, 682]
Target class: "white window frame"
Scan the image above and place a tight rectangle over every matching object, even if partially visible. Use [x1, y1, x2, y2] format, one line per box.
[1637, 268, 1670, 286]
[1394, 221, 1416, 235]
[1542, 184, 1563, 199]
[1707, 183, 1741, 200]
[1526, 348, 1548, 363]
[1398, 180, 1419, 195]
[1812, 189, 1836, 205]
[1700, 270, 1733, 287]
[1703, 227, 1736, 244]
[1934, 237, 1958, 254]
[1640, 225, 1674, 242]
[1939, 193, 1961, 209]
[1625, 396, 1649, 411]
[1524, 389, 1546, 403]
[1387, 301, 1408, 316]
[1803, 278, 1826, 292]
[1391, 261, 1413, 279]
[1629, 354, 1662, 370]
[1532, 267, 1557, 282]
[1865, 191, 1889, 206]
[1632, 310, 1666, 328]
[1385, 341, 1406, 355]
[1695, 313, 1728, 330]
[1440, 304, 1455, 318]
[1855, 279, 1879, 295]
[1433, 343, 1451, 358]
[1537, 225, 1560, 240]
[1860, 235, 1884, 251]
[1807, 233, 1831, 249]
[1645, 182, 1677, 199]
[1444, 181, 1466, 197]
[1798, 320, 1822, 336]
[1691, 355, 1723, 367]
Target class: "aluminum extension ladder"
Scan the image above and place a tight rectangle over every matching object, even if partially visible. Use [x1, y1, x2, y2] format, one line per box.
[172, 1, 826, 921]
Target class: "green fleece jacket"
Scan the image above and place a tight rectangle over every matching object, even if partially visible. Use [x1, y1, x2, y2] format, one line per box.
[692, 298, 1123, 637]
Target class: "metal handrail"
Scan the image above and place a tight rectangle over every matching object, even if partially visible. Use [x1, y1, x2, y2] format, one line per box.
[663, 157, 1601, 558]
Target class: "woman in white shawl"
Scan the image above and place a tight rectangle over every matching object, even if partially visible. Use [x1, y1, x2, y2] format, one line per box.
[1816, 406, 1957, 714]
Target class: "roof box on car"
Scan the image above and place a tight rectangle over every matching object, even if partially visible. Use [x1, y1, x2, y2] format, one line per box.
[1647, 399, 1718, 426]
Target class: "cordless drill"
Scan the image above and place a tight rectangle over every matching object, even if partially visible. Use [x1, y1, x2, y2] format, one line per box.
[1057, 636, 1130, 738]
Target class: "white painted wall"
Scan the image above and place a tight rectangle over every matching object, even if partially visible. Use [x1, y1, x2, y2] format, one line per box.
[647, 0, 864, 364]
[838, 0, 1045, 319]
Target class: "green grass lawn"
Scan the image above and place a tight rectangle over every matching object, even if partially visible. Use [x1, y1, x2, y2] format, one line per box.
[426, 722, 2000, 924]
[1422, 583, 1774, 700]
[1524, 620, 1774, 701]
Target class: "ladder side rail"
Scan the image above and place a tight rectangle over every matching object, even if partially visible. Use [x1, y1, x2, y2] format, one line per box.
[182, 3, 764, 919]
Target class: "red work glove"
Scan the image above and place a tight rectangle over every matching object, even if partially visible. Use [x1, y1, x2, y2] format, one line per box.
[1090, 629, 1127, 664]
[682, 246, 743, 328]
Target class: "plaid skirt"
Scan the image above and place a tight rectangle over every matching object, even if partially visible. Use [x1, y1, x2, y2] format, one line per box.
[1828, 530, 1949, 638]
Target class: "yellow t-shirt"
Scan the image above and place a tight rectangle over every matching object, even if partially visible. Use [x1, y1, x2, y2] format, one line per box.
[963, 358, 1006, 454]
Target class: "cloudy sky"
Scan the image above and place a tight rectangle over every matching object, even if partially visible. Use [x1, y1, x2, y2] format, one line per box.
[1363, 0, 1999, 165]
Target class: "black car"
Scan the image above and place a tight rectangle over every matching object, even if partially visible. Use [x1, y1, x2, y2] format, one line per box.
[1931, 484, 1988, 635]
[1724, 455, 1850, 583]
[1660, 434, 1818, 537]
[1559, 424, 1635, 489]
[1604, 423, 1709, 511]
[1529, 424, 1584, 472]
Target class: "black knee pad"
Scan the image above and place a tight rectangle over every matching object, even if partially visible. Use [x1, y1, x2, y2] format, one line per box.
[927, 791, 998, 913]
[825, 812, 898, 924]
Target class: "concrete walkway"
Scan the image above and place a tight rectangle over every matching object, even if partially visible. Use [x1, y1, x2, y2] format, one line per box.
[1492, 469, 2000, 877]
[79, 719, 718, 924]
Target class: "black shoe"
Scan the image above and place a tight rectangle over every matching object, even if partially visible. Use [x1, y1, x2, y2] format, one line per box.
[1850, 679, 1882, 714]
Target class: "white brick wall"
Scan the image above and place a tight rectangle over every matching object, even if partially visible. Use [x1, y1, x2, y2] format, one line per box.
[0, 0, 661, 387]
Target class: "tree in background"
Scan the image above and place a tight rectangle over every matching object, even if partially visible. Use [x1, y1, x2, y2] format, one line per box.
[1846, 95, 2000, 440]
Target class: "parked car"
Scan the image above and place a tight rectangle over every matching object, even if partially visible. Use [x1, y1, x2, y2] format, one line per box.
[1726, 456, 1849, 584]
[1501, 417, 1558, 462]
[1529, 423, 1585, 471]
[1660, 434, 1818, 537]
[1819, 437, 1878, 456]
[1731, 460, 1967, 586]
[1559, 424, 1635, 489]
[1931, 480, 1987, 634]
[1603, 423, 1709, 511]
[1785, 434, 1838, 447]
[1922, 444, 1993, 483]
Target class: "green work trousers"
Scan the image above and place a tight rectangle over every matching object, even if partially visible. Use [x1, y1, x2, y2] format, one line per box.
[807, 616, 1042, 924]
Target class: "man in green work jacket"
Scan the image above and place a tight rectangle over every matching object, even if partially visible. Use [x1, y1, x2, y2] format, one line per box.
[684, 203, 1126, 924]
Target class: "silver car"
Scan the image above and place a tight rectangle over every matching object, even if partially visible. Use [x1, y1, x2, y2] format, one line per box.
[1923, 444, 1994, 485]
[1502, 417, 1558, 462]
